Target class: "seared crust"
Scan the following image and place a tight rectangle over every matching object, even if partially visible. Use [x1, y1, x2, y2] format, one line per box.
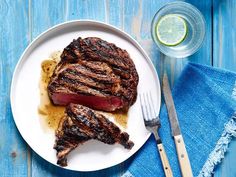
[54, 104, 134, 166]
[48, 37, 139, 111]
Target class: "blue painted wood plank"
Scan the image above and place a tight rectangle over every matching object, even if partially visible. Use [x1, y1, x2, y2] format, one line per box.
[65, 0, 106, 22]
[163, 0, 213, 86]
[6, 1, 236, 177]
[65, 1, 123, 176]
[187, 0, 212, 65]
[214, 140, 236, 177]
[213, 1, 236, 177]
[123, 1, 213, 177]
[30, 1, 70, 177]
[171, 0, 213, 85]
[131, 0, 212, 88]
[140, 0, 162, 76]
[31, 0, 66, 39]
[213, 0, 236, 71]
[30, 0, 122, 177]
[103, 1, 129, 176]
[107, 0, 123, 29]
[0, 0, 29, 176]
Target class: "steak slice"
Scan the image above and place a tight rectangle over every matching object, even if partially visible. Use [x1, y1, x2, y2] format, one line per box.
[48, 37, 139, 111]
[54, 103, 134, 166]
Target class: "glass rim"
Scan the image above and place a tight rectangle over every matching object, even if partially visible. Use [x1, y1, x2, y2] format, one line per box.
[151, 1, 206, 58]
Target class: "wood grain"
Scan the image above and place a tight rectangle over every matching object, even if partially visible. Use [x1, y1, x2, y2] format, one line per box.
[174, 135, 193, 177]
[1, 0, 236, 176]
[30, 1, 121, 177]
[106, 0, 123, 29]
[156, 0, 212, 87]
[214, 139, 236, 177]
[213, 0, 236, 176]
[213, 0, 236, 71]
[157, 143, 173, 177]
[0, 0, 29, 177]
[30, 1, 68, 176]
[65, 0, 106, 21]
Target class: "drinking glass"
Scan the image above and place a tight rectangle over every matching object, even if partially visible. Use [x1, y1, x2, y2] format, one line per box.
[151, 1, 206, 58]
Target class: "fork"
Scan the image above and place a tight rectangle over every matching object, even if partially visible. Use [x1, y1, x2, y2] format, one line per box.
[140, 92, 173, 177]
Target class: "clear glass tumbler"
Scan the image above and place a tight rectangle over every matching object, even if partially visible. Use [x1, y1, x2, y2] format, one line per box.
[151, 1, 206, 58]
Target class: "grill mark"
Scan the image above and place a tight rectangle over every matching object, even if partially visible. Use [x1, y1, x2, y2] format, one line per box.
[50, 74, 130, 102]
[58, 77, 109, 97]
[85, 38, 121, 56]
[49, 81, 97, 97]
[68, 105, 93, 123]
[97, 39, 112, 50]
[112, 67, 130, 79]
[59, 73, 114, 95]
[69, 65, 119, 84]
[54, 104, 134, 166]
[78, 60, 112, 75]
[48, 37, 139, 110]
[82, 39, 129, 70]
[96, 40, 130, 65]
[72, 41, 132, 80]
[84, 105, 125, 144]
[66, 73, 120, 96]
[85, 50, 128, 70]
[68, 106, 111, 141]
[71, 105, 117, 144]
[67, 62, 135, 100]
[61, 48, 79, 62]
[66, 51, 130, 81]
[78, 59, 129, 81]
[72, 121, 94, 135]
[64, 125, 89, 139]
[52, 78, 131, 104]
[55, 139, 77, 152]
[50, 80, 122, 101]
[61, 71, 110, 90]
[71, 38, 81, 49]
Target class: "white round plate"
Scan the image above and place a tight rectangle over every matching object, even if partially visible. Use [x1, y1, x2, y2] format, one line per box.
[11, 20, 161, 171]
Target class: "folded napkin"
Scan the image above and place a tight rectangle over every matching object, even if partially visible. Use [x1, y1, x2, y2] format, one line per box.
[122, 63, 236, 177]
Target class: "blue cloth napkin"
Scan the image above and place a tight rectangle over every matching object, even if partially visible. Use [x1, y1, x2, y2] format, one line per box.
[122, 63, 236, 177]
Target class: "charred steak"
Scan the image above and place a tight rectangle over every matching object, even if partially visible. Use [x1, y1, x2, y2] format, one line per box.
[54, 103, 134, 166]
[48, 37, 139, 111]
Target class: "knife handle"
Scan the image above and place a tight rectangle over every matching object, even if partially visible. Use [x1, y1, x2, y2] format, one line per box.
[174, 135, 193, 177]
[157, 143, 173, 177]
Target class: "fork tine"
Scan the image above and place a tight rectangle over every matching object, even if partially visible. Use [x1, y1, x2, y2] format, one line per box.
[143, 93, 151, 121]
[139, 94, 147, 120]
[140, 93, 150, 121]
[148, 91, 157, 117]
[143, 93, 150, 120]
[140, 92, 158, 121]
[145, 92, 154, 120]
[142, 93, 149, 120]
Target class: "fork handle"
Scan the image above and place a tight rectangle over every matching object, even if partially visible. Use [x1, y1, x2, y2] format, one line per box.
[157, 143, 173, 177]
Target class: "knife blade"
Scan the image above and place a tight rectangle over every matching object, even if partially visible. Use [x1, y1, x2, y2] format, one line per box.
[162, 74, 181, 137]
[162, 73, 193, 177]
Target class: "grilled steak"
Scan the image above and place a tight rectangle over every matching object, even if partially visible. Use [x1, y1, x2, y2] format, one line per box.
[48, 37, 139, 111]
[54, 103, 134, 166]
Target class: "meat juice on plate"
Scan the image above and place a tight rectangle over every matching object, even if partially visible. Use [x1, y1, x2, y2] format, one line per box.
[38, 51, 65, 130]
[102, 111, 128, 128]
[38, 51, 128, 130]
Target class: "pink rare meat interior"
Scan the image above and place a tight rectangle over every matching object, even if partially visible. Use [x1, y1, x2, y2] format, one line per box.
[48, 37, 139, 111]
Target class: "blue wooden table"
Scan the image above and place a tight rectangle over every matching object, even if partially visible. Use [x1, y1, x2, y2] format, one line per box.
[1, 0, 236, 176]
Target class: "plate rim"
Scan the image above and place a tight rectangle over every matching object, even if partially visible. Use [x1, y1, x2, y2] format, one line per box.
[10, 20, 161, 172]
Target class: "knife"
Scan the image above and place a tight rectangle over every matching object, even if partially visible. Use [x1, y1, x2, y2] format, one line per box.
[162, 73, 193, 177]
